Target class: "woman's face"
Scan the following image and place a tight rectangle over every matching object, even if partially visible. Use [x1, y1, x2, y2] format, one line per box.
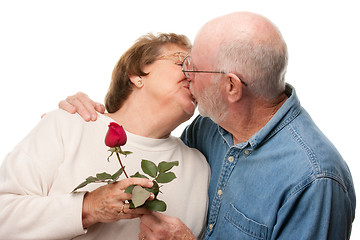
[141, 44, 196, 119]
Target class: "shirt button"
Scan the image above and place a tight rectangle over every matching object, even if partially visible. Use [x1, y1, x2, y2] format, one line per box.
[209, 224, 214, 230]
[217, 189, 223, 196]
[244, 150, 250, 155]
[228, 156, 234, 162]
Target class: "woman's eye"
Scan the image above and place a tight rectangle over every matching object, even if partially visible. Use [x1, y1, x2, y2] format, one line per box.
[176, 63, 183, 66]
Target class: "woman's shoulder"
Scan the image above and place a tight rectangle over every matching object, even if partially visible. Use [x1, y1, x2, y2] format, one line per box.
[172, 137, 208, 163]
[39, 109, 108, 136]
[43, 109, 107, 127]
[43, 109, 84, 123]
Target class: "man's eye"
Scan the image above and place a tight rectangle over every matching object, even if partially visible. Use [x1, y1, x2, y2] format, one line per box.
[176, 63, 183, 66]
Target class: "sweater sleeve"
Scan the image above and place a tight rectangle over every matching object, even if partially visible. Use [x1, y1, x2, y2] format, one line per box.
[0, 111, 87, 239]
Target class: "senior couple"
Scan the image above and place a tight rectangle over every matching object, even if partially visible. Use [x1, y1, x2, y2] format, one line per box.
[0, 12, 355, 240]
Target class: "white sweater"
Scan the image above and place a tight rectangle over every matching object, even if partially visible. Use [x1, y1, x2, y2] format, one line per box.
[0, 110, 210, 240]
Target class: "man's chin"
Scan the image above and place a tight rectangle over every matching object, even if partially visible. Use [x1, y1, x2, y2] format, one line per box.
[198, 106, 209, 118]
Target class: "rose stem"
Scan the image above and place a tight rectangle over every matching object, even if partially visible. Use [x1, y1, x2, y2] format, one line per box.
[116, 152, 129, 178]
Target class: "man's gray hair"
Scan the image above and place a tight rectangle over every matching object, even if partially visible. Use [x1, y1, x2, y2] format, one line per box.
[216, 37, 288, 100]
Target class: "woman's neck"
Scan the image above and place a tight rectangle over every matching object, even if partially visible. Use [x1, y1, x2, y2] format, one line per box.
[105, 93, 187, 139]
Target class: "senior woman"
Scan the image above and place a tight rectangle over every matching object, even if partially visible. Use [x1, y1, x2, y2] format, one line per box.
[0, 33, 209, 239]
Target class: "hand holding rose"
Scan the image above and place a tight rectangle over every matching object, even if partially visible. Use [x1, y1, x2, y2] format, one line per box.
[82, 177, 154, 229]
[75, 122, 179, 229]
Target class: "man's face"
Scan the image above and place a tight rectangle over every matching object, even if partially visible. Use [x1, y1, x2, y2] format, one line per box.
[187, 43, 228, 122]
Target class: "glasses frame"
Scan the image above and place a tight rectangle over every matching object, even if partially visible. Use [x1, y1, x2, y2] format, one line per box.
[182, 54, 247, 87]
[157, 52, 186, 63]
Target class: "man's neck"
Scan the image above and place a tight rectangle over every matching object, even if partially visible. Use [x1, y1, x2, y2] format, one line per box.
[220, 93, 288, 145]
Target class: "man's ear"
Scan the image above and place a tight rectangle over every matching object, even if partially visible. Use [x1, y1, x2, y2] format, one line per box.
[225, 73, 243, 102]
[129, 75, 144, 88]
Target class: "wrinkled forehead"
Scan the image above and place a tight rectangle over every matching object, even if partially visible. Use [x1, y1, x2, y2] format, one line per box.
[188, 43, 214, 69]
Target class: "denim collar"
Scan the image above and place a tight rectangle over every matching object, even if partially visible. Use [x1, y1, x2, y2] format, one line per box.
[217, 84, 302, 150]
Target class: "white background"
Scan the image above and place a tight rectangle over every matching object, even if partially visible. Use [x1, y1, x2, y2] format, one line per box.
[0, 0, 359, 238]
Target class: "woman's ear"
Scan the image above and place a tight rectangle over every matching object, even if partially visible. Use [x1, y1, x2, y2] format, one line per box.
[225, 73, 243, 103]
[129, 75, 144, 88]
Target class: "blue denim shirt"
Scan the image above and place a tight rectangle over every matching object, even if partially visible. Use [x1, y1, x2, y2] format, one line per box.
[181, 85, 355, 240]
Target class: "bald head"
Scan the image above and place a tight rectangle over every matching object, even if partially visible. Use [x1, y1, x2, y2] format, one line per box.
[194, 12, 284, 55]
[192, 12, 288, 100]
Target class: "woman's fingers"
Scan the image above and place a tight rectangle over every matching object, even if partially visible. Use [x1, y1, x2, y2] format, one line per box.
[82, 178, 155, 228]
[116, 177, 153, 190]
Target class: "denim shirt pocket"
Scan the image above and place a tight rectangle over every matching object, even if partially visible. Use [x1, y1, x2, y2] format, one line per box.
[223, 203, 268, 240]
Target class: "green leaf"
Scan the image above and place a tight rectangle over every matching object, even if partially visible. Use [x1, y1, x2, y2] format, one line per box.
[128, 200, 135, 209]
[72, 181, 88, 192]
[96, 172, 112, 180]
[108, 148, 116, 153]
[107, 148, 116, 162]
[132, 186, 151, 208]
[141, 160, 158, 178]
[124, 184, 136, 194]
[156, 172, 176, 183]
[86, 176, 98, 183]
[121, 150, 133, 156]
[158, 161, 179, 173]
[72, 175, 99, 192]
[111, 168, 123, 180]
[144, 199, 167, 212]
[130, 171, 149, 179]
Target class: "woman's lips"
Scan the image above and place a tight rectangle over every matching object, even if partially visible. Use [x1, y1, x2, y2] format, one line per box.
[181, 80, 197, 105]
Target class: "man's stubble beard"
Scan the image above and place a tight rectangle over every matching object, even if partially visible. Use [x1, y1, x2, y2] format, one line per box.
[191, 81, 229, 124]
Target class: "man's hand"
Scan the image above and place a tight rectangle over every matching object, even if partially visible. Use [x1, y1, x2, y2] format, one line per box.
[82, 177, 154, 229]
[59, 92, 105, 121]
[139, 212, 196, 240]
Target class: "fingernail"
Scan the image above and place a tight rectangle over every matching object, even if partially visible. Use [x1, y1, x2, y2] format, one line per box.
[91, 114, 97, 121]
[148, 181, 153, 187]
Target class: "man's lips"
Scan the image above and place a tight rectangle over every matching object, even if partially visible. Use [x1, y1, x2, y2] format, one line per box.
[182, 81, 190, 89]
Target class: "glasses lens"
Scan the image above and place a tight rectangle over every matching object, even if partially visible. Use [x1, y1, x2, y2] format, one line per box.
[182, 56, 193, 78]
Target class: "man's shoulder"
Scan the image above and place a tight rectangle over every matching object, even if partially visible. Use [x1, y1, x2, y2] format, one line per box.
[186, 115, 219, 138]
[283, 116, 353, 193]
[181, 115, 221, 151]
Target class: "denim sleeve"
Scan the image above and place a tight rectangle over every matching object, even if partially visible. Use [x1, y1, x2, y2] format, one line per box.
[272, 177, 354, 240]
[180, 115, 203, 148]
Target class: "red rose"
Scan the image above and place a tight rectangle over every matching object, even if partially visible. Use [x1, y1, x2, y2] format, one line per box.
[105, 122, 127, 147]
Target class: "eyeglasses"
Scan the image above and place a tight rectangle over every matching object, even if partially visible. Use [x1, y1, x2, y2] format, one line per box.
[157, 52, 186, 64]
[182, 54, 247, 87]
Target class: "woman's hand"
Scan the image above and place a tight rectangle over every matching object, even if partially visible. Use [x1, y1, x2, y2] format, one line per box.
[82, 177, 154, 229]
[58, 92, 105, 121]
[139, 212, 196, 240]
